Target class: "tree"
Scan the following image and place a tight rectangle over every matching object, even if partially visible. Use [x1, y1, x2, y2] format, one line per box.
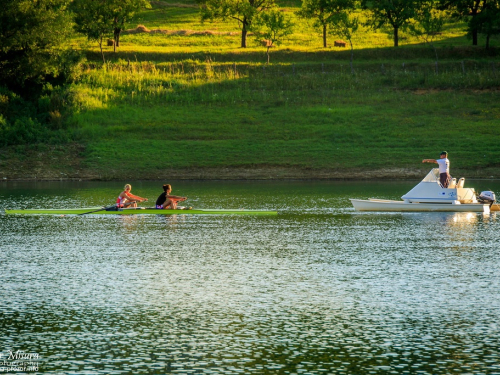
[439, 0, 488, 45]
[72, 0, 114, 63]
[361, 0, 418, 47]
[408, 1, 447, 63]
[197, 0, 276, 48]
[110, 0, 150, 51]
[329, 11, 360, 73]
[0, 0, 75, 94]
[297, 0, 356, 48]
[469, 0, 500, 48]
[252, 9, 294, 63]
[72, 0, 148, 62]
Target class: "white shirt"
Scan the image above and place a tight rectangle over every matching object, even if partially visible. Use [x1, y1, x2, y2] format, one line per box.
[436, 158, 449, 174]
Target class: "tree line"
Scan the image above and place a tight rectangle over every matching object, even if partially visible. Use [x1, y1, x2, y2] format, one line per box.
[1, 0, 499, 94]
[198, 0, 500, 49]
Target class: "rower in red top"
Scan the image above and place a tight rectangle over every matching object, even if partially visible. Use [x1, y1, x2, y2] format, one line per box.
[155, 184, 187, 209]
[117, 184, 148, 208]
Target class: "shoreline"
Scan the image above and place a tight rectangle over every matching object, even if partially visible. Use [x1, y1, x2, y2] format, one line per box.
[1, 166, 498, 182]
[1, 145, 498, 182]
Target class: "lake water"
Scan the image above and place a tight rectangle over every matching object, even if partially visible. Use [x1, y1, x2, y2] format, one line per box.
[1, 179, 499, 375]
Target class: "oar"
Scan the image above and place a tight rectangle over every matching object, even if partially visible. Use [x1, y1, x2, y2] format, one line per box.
[78, 205, 117, 215]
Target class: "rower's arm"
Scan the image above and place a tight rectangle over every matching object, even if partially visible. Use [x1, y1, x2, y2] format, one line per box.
[166, 195, 186, 201]
[125, 192, 148, 201]
[422, 159, 437, 164]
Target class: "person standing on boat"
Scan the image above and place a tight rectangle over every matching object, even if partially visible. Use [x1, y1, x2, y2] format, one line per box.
[422, 151, 451, 188]
[117, 184, 148, 208]
[155, 184, 187, 209]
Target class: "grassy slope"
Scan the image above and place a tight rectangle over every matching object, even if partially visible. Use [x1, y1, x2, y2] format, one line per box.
[3, 0, 500, 180]
[78, 89, 500, 179]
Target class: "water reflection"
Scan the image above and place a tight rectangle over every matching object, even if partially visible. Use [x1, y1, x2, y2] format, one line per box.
[1, 180, 500, 374]
[118, 214, 143, 231]
[155, 214, 188, 228]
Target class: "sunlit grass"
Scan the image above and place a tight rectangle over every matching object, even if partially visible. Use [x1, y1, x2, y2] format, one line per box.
[73, 59, 500, 108]
[104, 2, 496, 54]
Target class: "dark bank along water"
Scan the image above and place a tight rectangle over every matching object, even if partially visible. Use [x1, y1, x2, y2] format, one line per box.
[1, 180, 499, 374]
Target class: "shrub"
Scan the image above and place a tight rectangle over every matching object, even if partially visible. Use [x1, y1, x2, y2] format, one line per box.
[0, 86, 76, 145]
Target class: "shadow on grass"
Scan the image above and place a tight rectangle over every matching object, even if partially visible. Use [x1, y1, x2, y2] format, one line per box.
[85, 36, 500, 65]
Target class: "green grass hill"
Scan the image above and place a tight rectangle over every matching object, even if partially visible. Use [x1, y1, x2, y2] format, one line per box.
[1, 0, 499, 180]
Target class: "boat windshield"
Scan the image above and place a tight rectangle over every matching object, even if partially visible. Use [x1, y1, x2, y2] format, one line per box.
[421, 169, 440, 183]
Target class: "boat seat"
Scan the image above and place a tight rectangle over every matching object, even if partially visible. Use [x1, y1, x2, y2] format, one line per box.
[448, 178, 457, 189]
[457, 178, 465, 188]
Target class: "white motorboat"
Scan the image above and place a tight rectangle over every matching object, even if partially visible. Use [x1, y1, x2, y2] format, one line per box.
[351, 169, 493, 213]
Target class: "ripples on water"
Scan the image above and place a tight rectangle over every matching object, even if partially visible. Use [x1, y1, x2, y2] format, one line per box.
[1, 181, 499, 374]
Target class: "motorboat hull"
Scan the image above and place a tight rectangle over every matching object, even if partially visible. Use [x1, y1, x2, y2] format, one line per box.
[350, 199, 490, 212]
[351, 169, 495, 213]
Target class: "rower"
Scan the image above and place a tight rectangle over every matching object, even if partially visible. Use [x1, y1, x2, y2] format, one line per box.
[117, 184, 148, 208]
[155, 184, 187, 209]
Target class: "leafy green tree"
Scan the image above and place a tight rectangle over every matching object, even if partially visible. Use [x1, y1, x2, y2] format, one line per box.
[408, 1, 447, 63]
[361, 0, 418, 46]
[110, 0, 150, 51]
[410, 1, 446, 43]
[197, 0, 276, 48]
[0, 0, 75, 94]
[72, 0, 114, 63]
[72, 0, 148, 62]
[329, 11, 360, 73]
[297, 0, 356, 48]
[252, 9, 294, 63]
[439, 0, 488, 45]
[468, 0, 500, 48]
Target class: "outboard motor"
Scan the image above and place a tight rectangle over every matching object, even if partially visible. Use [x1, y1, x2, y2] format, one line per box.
[478, 191, 496, 206]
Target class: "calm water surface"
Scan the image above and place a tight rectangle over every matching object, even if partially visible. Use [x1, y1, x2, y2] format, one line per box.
[1, 180, 499, 374]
